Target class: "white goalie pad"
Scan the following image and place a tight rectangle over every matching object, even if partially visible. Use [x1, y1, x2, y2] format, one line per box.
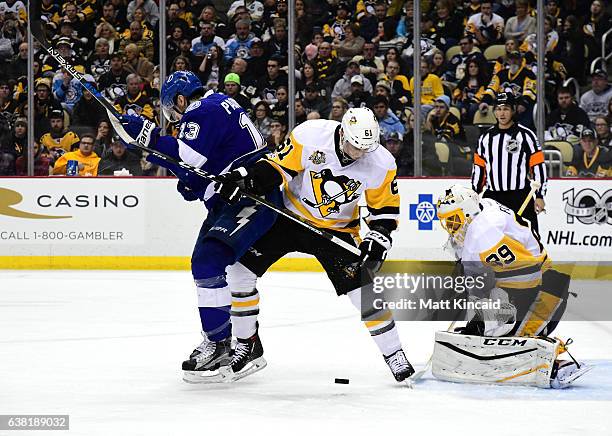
[432, 331, 559, 388]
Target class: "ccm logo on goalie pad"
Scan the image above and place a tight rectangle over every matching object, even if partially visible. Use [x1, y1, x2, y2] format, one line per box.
[483, 338, 528, 347]
[436, 341, 537, 360]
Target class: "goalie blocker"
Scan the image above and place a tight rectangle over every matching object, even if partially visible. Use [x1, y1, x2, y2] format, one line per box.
[432, 331, 592, 388]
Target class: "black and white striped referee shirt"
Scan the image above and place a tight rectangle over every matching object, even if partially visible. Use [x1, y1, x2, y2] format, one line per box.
[471, 123, 547, 197]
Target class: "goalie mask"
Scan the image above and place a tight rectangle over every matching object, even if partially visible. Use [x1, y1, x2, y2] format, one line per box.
[340, 107, 380, 154]
[437, 185, 482, 246]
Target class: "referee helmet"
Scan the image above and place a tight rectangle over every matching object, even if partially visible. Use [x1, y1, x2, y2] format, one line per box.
[495, 92, 515, 109]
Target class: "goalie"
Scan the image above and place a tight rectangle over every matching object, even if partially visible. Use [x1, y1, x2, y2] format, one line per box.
[432, 185, 592, 388]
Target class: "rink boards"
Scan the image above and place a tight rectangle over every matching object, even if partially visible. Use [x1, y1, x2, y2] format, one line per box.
[0, 177, 611, 276]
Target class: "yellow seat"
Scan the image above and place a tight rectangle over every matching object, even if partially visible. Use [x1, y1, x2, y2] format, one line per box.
[473, 109, 497, 125]
[545, 140, 574, 163]
[445, 45, 461, 61]
[484, 44, 506, 61]
[449, 106, 461, 120]
[435, 142, 450, 164]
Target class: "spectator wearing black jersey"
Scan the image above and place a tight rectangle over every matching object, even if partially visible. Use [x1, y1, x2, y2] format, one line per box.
[565, 128, 611, 177]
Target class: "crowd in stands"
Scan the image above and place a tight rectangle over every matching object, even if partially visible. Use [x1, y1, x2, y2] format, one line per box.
[0, 0, 611, 177]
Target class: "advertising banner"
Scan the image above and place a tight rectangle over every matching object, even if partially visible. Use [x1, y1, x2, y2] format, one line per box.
[389, 178, 612, 262]
[0, 178, 204, 262]
[1, 177, 610, 268]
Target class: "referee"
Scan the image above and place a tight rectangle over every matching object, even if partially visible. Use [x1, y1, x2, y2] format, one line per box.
[471, 92, 547, 232]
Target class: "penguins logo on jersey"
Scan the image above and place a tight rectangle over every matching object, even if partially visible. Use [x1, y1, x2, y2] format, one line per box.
[303, 169, 361, 217]
[501, 82, 522, 97]
[308, 150, 326, 165]
[124, 103, 144, 117]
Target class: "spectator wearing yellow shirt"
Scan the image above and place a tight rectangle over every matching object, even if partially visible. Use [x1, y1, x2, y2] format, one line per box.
[53, 134, 101, 176]
[408, 57, 445, 120]
[39, 109, 80, 154]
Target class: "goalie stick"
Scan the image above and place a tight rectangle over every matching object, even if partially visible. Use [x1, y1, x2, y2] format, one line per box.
[30, 14, 361, 258]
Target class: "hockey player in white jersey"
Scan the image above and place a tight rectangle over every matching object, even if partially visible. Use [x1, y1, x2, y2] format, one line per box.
[215, 108, 415, 383]
[432, 184, 592, 388]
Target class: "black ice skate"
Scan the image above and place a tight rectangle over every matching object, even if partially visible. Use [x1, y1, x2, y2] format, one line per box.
[182, 336, 232, 384]
[228, 331, 267, 382]
[384, 349, 415, 383]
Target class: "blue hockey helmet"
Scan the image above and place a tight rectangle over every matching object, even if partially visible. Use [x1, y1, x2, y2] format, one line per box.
[160, 71, 204, 122]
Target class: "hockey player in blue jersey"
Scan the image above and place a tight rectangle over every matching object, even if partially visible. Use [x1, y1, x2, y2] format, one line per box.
[117, 71, 278, 383]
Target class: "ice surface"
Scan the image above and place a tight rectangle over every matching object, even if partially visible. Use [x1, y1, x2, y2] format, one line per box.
[1, 271, 610, 436]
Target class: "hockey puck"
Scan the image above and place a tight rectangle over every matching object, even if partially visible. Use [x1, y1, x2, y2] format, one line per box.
[334, 378, 349, 384]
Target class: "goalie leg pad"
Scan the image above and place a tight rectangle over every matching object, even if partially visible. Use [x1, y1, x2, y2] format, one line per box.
[432, 331, 559, 388]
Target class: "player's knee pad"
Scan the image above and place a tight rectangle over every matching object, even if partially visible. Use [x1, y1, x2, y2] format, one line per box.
[227, 262, 257, 292]
[191, 238, 235, 280]
[196, 275, 231, 307]
[347, 288, 395, 337]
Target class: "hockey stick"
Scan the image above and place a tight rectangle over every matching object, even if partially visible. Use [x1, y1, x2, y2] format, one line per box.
[517, 180, 541, 217]
[30, 17, 361, 257]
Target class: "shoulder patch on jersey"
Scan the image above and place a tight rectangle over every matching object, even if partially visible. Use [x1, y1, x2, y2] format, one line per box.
[185, 100, 201, 113]
[308, 150, 326, 165]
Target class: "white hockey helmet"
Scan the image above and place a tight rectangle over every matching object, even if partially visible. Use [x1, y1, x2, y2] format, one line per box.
[340, 107, 380, 152]
[436, 185, 482, 246]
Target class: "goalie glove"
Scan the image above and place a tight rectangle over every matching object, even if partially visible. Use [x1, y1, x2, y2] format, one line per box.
[118, 114, 158, 149]
[359, 227, 392, 273]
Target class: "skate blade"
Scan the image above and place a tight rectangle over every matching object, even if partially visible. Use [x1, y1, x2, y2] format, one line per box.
[183, 366, 232, 384]
[555, 364, 594, 389]
[229, 357, 267, 382]
[408, 365, 430, 382]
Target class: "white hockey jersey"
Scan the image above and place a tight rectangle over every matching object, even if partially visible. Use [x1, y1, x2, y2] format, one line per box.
[461, 199, 548, 290]
[264, 119, 399, 235]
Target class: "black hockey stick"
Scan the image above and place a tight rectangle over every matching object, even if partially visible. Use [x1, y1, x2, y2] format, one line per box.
[30, 15, 361, 257]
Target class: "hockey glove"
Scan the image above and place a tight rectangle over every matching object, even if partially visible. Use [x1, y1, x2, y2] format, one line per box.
[177, 180, 202, 202]
[214, 167, 249, 204]
[359, 227, 392, 273]
[118, 115, 158, 149]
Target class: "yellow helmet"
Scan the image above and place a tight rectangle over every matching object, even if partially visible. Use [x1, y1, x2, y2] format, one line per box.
[437, 185, 481, 246]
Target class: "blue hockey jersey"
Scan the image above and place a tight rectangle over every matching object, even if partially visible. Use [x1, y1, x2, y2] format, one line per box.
[150, 92, 266, 207]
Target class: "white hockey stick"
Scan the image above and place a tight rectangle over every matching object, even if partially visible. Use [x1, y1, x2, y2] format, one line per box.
[517, 180, 541, 217]
[30, 14, 361, 258]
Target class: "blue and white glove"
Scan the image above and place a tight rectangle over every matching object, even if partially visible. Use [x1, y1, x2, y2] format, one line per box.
[359, 227, 392, 273]
[118, 115, 159, 149]
[177, 180, 202, 202]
